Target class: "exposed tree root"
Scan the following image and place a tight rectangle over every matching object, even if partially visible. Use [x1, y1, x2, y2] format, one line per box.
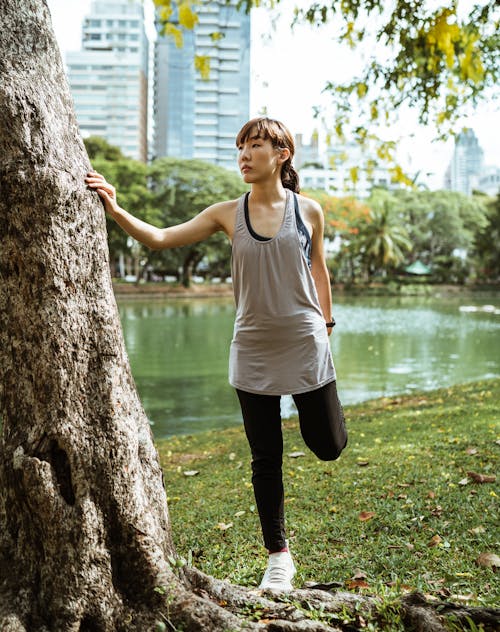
[400, 592, 500, 632]
[161, 566, 499, 632]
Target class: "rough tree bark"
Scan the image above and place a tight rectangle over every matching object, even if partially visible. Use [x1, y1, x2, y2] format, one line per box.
[0, 1, 179, 629]
[0, 2, 498, 631]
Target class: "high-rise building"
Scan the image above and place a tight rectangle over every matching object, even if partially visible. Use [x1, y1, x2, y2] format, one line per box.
[297, 134, 402, 198]
[154, 1, 250, 169]
[295, 133, 321, 169]
[66, 1, 149, 162]
[477, 165, 500, 197]
[444, 129, 484, 195]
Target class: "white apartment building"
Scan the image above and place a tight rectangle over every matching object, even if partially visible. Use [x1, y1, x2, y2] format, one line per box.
[66, 1, 149, 162]
[476, 165, 500, 197]
[297, 136, 400, 199]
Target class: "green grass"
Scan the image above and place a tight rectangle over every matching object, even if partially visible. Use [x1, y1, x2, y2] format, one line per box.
[157, 379, 499, 608]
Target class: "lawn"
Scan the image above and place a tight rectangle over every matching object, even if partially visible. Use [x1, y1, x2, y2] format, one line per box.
[157, 379, 499, 610]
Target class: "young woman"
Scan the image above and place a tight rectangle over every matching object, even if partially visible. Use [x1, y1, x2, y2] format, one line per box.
[85, 117, 347, 592]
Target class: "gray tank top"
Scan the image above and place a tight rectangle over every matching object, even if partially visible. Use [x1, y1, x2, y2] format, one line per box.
[229, 189, 336, 395]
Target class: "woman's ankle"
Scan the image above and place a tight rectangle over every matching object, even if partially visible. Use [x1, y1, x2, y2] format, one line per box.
[268, 546, 288, 554]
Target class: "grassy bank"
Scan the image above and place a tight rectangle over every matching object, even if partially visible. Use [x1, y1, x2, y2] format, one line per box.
[113, 279, 500, 299]
[157, 379, 499, 609]
[112, 280, 233, 298]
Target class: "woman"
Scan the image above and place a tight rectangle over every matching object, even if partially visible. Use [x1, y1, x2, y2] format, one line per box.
[85, 117, 347, 592]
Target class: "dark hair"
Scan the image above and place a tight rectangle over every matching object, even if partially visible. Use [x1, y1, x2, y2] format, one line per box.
[236, 117, 300, 193]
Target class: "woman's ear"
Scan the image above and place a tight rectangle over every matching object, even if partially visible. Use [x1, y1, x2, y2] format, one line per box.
[278, 147, 291, 163]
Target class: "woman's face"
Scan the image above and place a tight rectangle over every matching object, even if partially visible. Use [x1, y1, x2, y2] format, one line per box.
[237, 129, 288, 185]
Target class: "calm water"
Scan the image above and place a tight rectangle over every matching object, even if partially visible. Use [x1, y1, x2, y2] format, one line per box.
[118, 293, 500, 438]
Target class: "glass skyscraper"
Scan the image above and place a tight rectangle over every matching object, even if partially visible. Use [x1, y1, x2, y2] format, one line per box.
[444, 129, 484, 196]
[154, 1, 250, 170]
[66, 1, 149, 162]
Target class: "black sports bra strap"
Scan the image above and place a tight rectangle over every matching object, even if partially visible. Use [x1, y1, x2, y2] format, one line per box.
[293, 193, 312, 268]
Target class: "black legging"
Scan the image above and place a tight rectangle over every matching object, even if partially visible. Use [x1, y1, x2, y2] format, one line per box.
[236, 380, 347, 552]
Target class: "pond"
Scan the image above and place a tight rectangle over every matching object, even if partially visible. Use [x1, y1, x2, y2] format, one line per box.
[118, 293, 500, 438]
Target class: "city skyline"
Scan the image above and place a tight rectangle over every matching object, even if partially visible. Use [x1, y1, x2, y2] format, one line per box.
[47, 0, 500, 190]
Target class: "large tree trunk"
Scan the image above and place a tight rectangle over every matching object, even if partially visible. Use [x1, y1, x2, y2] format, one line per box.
[0, 3, 498, 631]
[0, 1, 179, 629]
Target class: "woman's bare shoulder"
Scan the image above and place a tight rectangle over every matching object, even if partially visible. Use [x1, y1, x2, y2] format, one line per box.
[204, 197, 242, 238]
[206, 198, 240, 214]
[296, 193, 322, 218]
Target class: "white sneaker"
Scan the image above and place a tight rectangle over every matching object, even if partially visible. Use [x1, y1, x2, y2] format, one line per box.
[259, 551, 296, 592]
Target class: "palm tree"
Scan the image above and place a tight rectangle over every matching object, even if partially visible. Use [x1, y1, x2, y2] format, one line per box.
[357, 200, 412, 278]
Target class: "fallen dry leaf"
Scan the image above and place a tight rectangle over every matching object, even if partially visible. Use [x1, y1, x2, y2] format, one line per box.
[216, 522, 233, 531]
[288, 451, 305, 458]
[469, 525, 486, 535]
[451, 593, 475, 602]
[465, 447, 478, 455]
[467, 471, 496, 483]
[351, 569, 367, 580]
[458, 477, 469, 486]
[476, 552, 500, 570]
[183, 470, 199, 477]
[358, 511, 376, 522]
[427, 578, 446, 586]
[428, 534, 442, 547]
[427, 491, 436, 499]
[346, 579, 370, 590]
[356, 460, 370, 467]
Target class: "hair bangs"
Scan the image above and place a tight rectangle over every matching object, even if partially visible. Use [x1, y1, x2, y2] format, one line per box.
[236, 117, 294, 154]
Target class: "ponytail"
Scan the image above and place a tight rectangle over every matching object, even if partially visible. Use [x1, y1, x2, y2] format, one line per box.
[281, 161, 300, 193]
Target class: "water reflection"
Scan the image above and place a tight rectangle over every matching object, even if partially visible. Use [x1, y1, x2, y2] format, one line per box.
[118, 294, 500, 437]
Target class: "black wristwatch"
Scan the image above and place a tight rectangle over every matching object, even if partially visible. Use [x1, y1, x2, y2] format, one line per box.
[325, 318, 336, 328]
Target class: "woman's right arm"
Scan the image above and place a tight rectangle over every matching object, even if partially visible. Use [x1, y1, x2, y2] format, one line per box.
[85, 171, 225, 250]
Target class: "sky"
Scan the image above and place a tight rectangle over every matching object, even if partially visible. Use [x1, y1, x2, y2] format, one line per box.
[46, 0, 499, 190]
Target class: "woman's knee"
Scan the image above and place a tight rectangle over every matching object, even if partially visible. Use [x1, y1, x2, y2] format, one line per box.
[307, 432, 348, 461]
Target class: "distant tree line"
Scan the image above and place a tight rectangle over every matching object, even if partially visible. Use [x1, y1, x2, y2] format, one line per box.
[310, 186, 499, 285]
[86, 137, 499, 287]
